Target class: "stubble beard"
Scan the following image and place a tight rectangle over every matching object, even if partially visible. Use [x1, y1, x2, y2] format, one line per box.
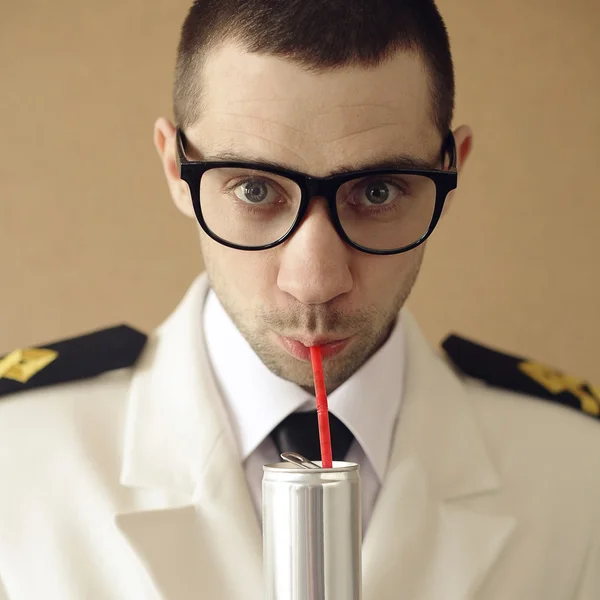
[208, 252, 423, 393]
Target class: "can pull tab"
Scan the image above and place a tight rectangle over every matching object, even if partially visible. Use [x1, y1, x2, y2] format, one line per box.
[280, 452, 321, 469]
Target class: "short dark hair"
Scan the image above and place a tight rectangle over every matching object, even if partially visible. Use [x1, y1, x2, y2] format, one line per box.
[174, 0, 454, 136]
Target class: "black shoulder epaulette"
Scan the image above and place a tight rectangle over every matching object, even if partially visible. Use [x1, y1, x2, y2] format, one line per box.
[0, 325, 147, 398]
[442, 334, 599, 420]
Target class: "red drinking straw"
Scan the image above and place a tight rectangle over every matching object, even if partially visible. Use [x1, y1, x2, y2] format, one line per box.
[309, 346, 333, 468]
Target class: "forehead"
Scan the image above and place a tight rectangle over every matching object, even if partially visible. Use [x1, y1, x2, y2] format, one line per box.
[188, 43, 439, 175]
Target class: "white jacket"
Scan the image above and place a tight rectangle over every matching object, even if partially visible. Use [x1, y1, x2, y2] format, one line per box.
[0, 274, 598, 599]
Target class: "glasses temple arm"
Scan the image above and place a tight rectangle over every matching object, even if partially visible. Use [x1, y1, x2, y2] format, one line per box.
[441, 130, 457, 171]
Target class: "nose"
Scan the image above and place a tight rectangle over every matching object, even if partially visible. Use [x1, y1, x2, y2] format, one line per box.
[277, 198, 353, 305]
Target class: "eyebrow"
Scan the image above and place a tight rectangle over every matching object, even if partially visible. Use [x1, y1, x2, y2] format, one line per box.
[191, 150, 439, 176]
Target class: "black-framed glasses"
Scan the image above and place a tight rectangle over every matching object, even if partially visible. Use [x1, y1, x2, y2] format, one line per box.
[176, 127, 457, 255]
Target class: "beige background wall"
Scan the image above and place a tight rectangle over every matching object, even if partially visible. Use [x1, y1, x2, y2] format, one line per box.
[1, 0, 598, 382]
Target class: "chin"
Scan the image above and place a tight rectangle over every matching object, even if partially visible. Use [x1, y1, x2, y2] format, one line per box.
[266, 355, 317, 388]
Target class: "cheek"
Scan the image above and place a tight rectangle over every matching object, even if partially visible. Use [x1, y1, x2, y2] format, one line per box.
[354, 249, 423, 301]
[200, 234, 279, 303]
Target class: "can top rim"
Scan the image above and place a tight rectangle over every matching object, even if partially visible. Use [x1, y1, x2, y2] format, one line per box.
[263, 460, 359, 473]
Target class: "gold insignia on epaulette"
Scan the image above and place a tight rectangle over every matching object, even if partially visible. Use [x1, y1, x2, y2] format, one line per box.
[0, 348, 59, 384]
[518, 361, 600, 417]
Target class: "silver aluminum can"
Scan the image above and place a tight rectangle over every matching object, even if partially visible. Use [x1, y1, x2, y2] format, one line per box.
[263, 461, 361, 600]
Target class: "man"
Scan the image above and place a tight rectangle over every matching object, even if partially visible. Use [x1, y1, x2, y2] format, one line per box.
[0, 1, 598, 598]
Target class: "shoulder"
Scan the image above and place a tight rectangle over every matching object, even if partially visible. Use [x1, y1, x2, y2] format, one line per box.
[464, 376, 599, 457]
[442, 333, 599, 423]
[0, 324, 147, 400]
[442, 334, 600, 497]
[0, 324, 147, 445]
[0, 327, 148, 551]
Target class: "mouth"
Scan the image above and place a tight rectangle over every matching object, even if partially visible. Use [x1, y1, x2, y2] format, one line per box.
[275, 334, 353, 361]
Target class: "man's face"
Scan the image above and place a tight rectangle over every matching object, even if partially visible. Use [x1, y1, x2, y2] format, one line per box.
[158, 43, 468, 391]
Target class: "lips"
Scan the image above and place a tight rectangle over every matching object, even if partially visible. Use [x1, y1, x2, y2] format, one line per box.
[276, 335, 352, 361]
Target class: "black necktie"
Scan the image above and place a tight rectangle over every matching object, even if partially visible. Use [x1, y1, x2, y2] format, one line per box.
[271, 410, 355, 462]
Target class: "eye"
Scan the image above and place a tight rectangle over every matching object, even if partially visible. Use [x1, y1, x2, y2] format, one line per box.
[360, 179, 403, 205]
[233, 178, 279, 204]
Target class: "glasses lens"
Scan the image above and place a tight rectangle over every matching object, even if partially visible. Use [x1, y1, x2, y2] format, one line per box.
[199, 168, 302, 247]
[336, 174, 437, 251]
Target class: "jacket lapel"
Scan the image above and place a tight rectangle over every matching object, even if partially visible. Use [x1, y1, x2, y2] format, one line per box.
[114, 274, 515, 600]
[115, 275, 263, 600]
[362, 313, 516, 600]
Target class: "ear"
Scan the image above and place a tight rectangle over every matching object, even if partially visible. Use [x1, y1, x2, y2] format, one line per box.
[453, 124, 473, 171]
[442, 124, 473, 216]
[153, 117, 195, 218]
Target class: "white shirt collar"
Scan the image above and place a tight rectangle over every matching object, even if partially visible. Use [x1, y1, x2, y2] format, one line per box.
[204, 289, 406, 482]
